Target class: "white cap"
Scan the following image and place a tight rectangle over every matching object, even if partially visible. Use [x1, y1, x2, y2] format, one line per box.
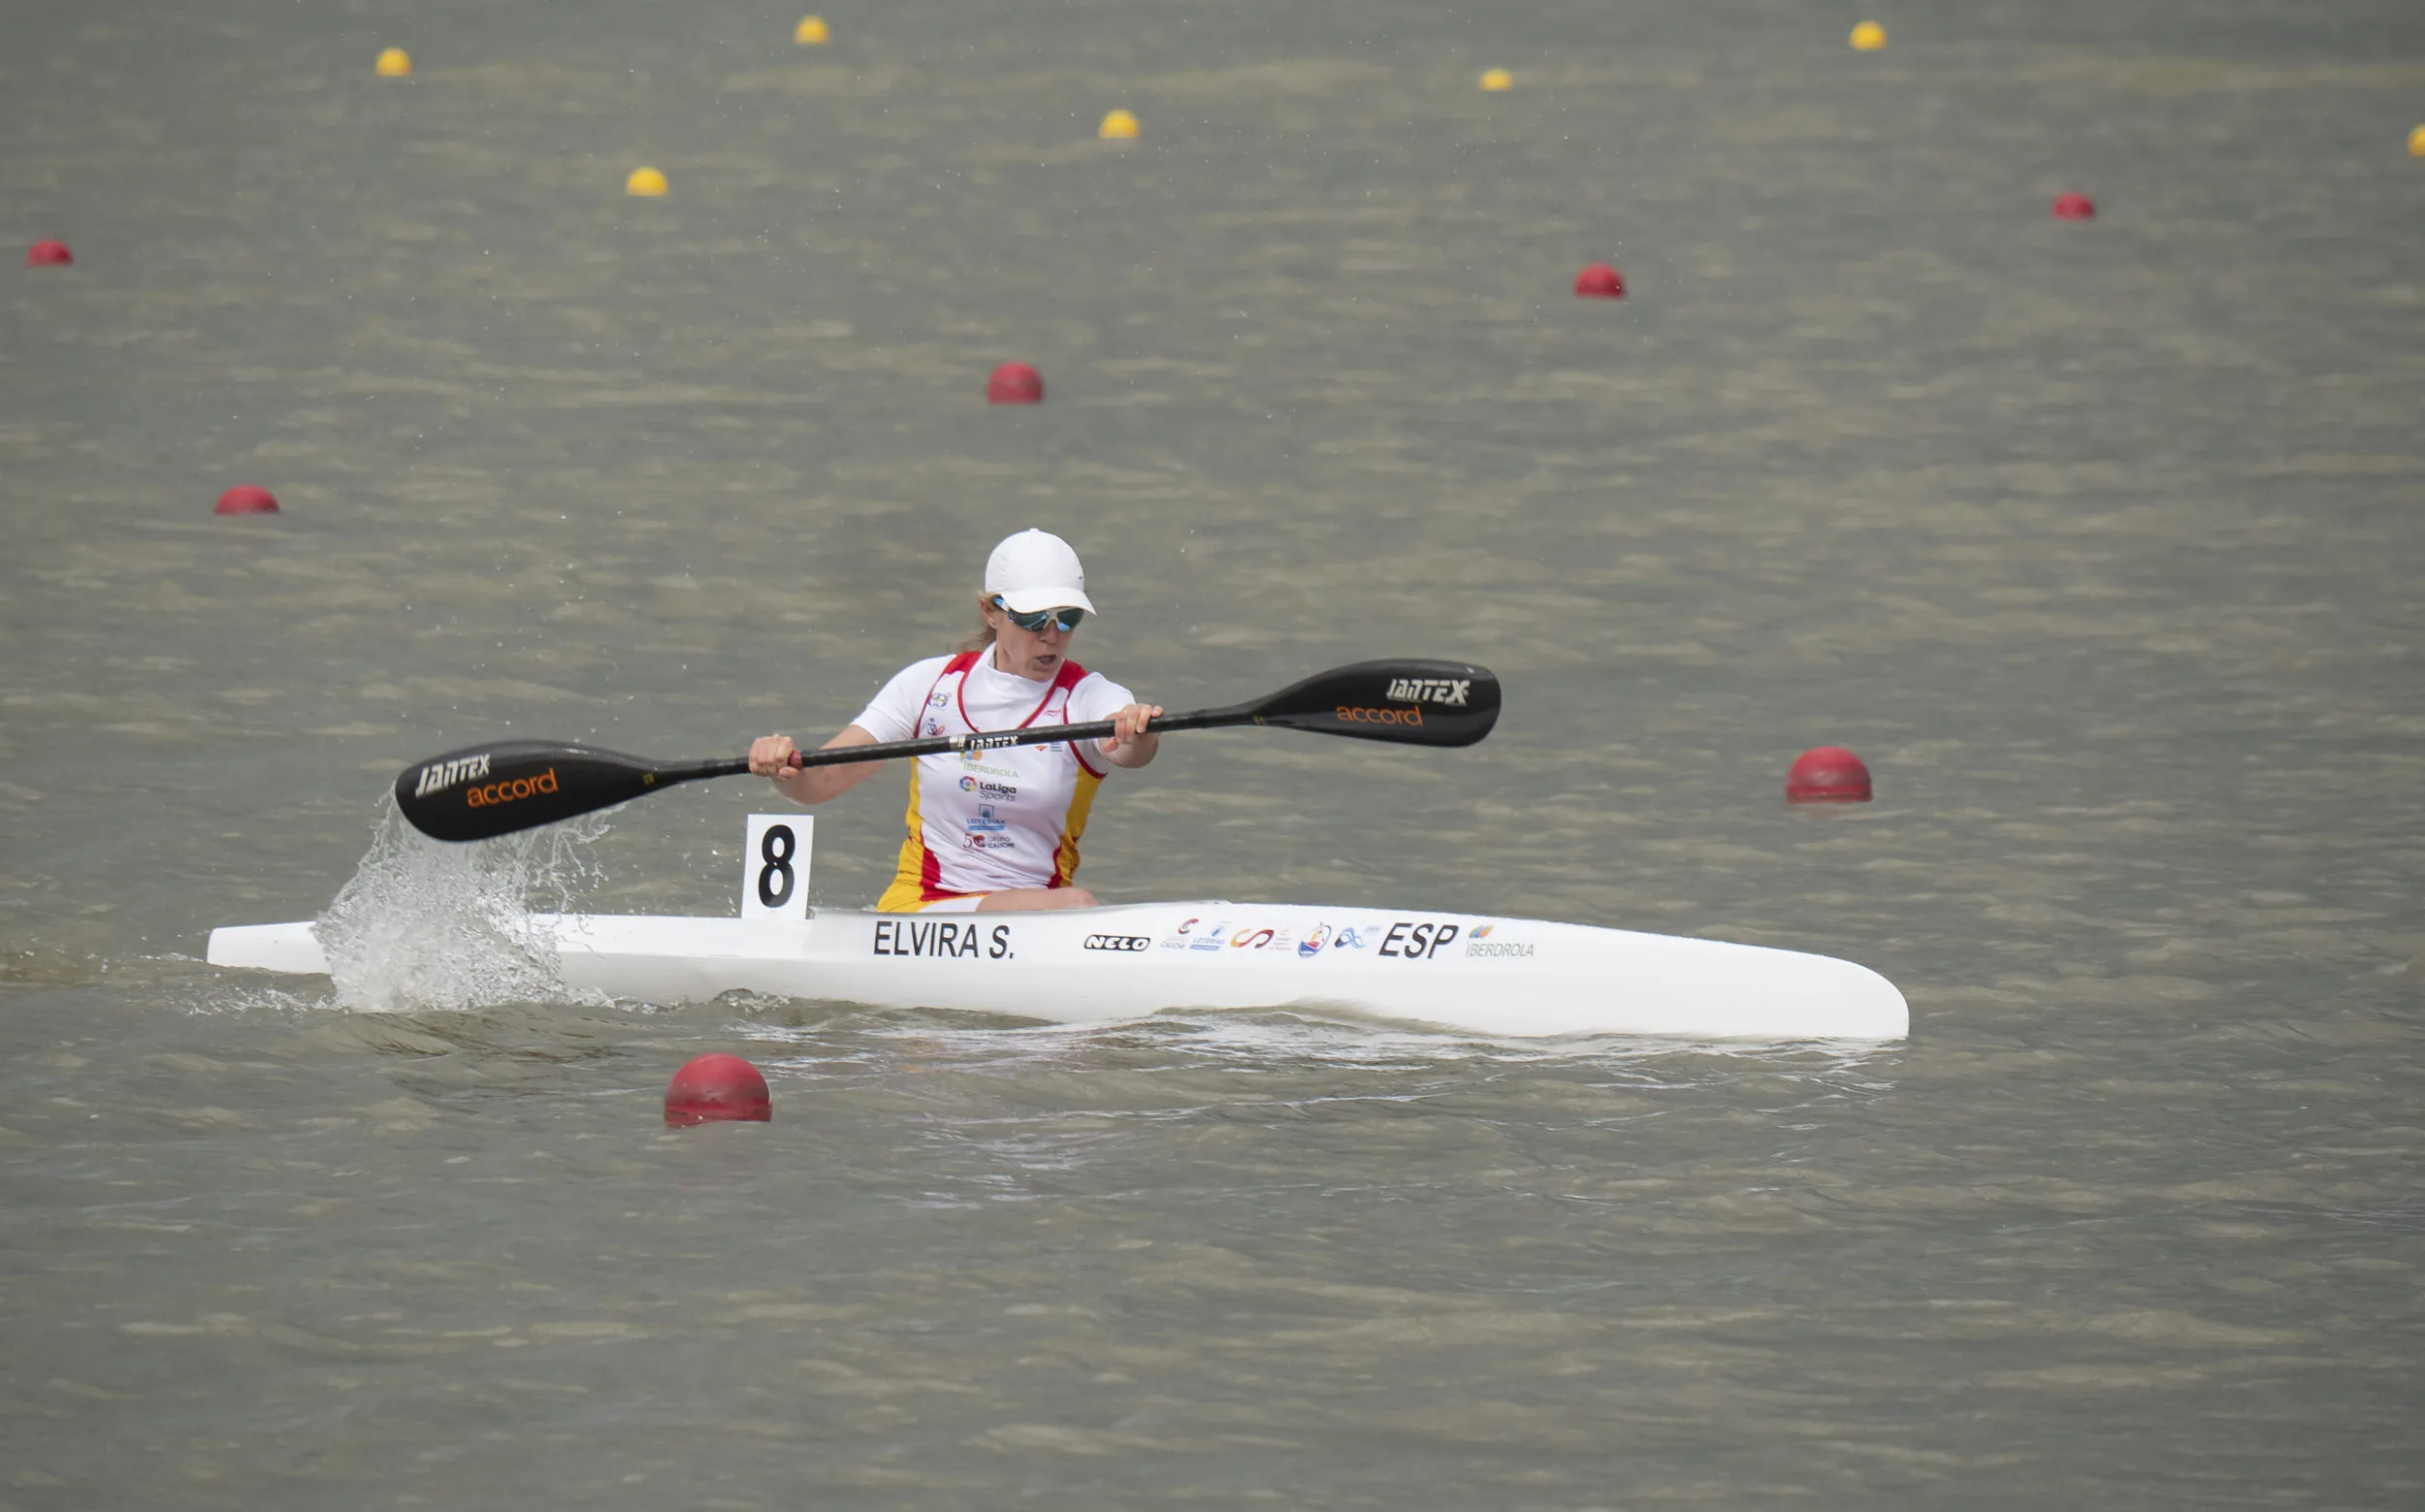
[984, 529, 1097, 616]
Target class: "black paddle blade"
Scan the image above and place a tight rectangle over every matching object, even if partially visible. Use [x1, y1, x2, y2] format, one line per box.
[1247, 659, 1501, 747]
[395, 741, 712, 842]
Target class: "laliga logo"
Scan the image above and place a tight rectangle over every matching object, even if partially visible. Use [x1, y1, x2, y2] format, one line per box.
[466, 768, 559, 808]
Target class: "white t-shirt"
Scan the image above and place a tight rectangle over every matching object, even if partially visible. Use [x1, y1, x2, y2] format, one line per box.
[852, 654, 1136, 746]
[853, 651, 1137, 907]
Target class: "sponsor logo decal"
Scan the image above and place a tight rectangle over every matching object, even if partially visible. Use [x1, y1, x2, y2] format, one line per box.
[1461, 921, 1534, 958]
[1331, 927, 1373, 950]
[927, 691, 951, 707]
[1199, 925, 1293, 952]
[957, 775, 1018, 800]
[956, 753, 1021, 778]
[923, 717, 945, 737]
[1083, 934, 1151, 952]
[965, 803, 1008, 834]
[1298, 923, 1331, 958]
[1385, 677, 1471, 706]
[1335, 705, 1423, 726]
[466, 768, 559, 808]
[960, 832, 1014, 852]
[413, 753, 492, 797]
[1379, 920, 1461, 960]
[1189, 920, 1229, 952]
[871, 919, 1015, 960]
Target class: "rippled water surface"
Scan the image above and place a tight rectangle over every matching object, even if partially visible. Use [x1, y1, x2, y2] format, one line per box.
[5, 0, 2422, 1504]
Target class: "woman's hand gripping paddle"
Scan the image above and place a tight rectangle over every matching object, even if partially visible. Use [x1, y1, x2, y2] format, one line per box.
[393, 659, 1500, 843]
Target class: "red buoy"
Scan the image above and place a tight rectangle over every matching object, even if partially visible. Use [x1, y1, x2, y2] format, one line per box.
[986, 362, 1044, 405]
[2052, 193, 2096, 221]
[663, 1052, 771, 1126]
[1786, 746, 1872, 803]
[213, 485, 279, 516]
[26, 241, 73, 267]
[1573, 263, 1626, 299]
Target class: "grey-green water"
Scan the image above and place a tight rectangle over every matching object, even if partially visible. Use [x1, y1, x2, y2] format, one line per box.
[5, 0, 2422, 1504]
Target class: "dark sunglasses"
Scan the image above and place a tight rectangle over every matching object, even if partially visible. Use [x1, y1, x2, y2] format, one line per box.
[993, 596, 1084, 633]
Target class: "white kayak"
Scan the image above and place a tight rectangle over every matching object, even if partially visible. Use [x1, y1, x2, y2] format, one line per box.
[207, 899, 1908, 1042]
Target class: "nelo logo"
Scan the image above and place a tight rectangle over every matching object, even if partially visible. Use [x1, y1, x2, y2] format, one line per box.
[1083, 935, 1151, 952]
[1385, 678, 1471, 706]
[466, 768, 559, 808]
[1335, 705, 1424, 726]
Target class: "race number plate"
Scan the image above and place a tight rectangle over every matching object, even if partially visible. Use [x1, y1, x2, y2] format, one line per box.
[741, 814, 812, 920]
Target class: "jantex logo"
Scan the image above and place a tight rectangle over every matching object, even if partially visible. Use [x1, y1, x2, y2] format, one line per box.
[412, 753, 491, 797]
[467, 768, 559, 808]
[1385, 677, 1471, 706]
[1083, 935, 1151, 952]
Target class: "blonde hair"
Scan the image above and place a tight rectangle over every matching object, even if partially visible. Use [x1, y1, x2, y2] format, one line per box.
[951, 591, 998, 655]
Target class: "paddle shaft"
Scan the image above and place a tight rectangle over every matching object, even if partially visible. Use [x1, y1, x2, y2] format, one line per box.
[661, 704, 1257, 784]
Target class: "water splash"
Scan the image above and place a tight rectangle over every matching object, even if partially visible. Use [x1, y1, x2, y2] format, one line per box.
[315, 799, 613, 1013]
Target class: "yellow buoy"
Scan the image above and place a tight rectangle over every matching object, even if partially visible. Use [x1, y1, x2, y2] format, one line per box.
[794, 16, 828, 45]
[627, 167, 668, 197]
[1850, 21, 1887, 50]
[1099, 109, 1140, 140]
[1479, 68, 1512, 92]
[2409, 123, 2425, 157]
[374, 47, 411, 78]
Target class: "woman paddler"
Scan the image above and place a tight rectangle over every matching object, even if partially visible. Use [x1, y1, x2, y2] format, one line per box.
[747, 530, 1162, 913]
